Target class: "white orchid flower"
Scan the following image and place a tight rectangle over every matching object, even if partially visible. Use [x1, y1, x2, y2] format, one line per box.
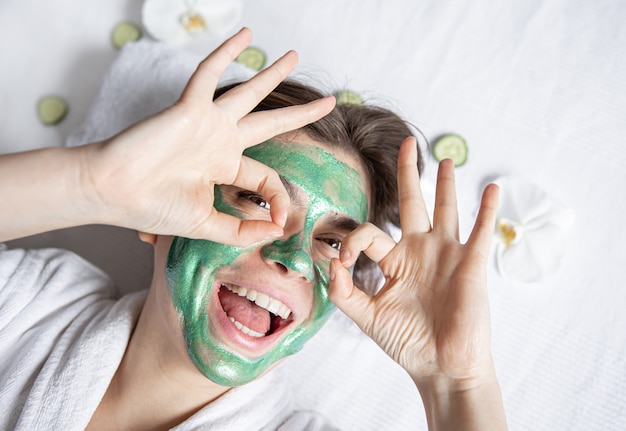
[142, 0, 243, 44]
[492, 175, 575, 284]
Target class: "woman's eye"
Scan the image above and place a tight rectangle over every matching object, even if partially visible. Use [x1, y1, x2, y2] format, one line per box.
[237, 191, 270, 209]
[319, 237, 342, 250]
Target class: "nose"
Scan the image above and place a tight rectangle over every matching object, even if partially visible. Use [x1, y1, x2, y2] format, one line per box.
[261, 233, 314, 281]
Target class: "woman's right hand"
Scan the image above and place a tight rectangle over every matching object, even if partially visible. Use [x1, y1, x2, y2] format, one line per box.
[79, 27, 335, 246]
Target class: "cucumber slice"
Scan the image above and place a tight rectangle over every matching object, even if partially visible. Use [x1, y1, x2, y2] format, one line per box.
[235, 47, 267, 71]
[433, 134, 468, 167]
[37, 96, 68, 126]
[111, 21, 142, 49]
[334, 90, 364, 106]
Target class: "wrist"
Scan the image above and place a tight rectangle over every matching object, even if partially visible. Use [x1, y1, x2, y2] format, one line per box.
[415, 369, 507, 431]
[75, 141, 124, 227]
[73, 143, 99, 223]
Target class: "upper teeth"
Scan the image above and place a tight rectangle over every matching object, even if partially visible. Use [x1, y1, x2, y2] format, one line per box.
[222, 283, 292, 320]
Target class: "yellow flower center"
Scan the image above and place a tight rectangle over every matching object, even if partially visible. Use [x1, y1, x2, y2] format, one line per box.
[497, 218, 523, 247]
[180, 12, 207, 34]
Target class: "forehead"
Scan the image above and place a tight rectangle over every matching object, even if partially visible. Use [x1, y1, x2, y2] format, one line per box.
[243, 141, 369, 223]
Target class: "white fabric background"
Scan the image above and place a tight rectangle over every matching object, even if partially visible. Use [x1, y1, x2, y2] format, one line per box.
[1, 0, 625, 429]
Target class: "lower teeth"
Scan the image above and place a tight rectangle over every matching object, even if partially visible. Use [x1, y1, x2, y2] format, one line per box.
[228, 317, 266, 338]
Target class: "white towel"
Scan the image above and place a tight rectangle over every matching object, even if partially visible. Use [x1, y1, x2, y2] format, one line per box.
[0, 245, 129, 430]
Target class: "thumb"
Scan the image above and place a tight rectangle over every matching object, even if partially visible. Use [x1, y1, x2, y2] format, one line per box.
[328, 259, 375, 334]
[190, 210, 283, 246]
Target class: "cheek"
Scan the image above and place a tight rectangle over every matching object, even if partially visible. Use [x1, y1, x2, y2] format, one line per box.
[166, 238, 246, 317]
[308, 260, 335, 323]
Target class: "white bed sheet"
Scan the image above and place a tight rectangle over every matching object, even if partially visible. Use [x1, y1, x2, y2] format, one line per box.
[2, 0, 626, 429]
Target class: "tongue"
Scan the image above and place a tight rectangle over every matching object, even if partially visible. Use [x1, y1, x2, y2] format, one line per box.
[218, 287, 271, 335]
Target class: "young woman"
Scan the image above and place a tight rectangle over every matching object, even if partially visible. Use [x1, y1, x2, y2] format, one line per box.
[0, 28, 506, 430]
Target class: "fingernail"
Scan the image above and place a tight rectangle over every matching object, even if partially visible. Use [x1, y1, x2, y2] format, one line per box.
[277, 212, 287, 228]
[329, 259, 336, 281]
[271, 207, 287, 228]
[263, 226, 283, 240]
[339, 249, 350, 264]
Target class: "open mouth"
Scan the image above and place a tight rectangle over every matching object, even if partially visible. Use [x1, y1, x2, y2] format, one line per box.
[217, 283, 294, 339]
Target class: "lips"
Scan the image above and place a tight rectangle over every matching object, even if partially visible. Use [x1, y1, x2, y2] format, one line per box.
[217, 283, 294, 340]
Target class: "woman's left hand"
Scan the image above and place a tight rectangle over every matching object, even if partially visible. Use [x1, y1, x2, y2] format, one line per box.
[329, 136, 500, 390]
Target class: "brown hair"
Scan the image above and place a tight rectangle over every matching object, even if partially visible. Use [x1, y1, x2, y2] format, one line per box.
[215, 80, 424, 293]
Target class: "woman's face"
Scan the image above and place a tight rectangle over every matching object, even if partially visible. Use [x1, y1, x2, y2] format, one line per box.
[165, 139, 369, 386]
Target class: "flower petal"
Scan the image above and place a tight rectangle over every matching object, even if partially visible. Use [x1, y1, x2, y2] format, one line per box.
[492, 175, 575, 284]
[142, 0, 242, 43]
[196, 0, 243, 37]
[496, 222, 572, 283]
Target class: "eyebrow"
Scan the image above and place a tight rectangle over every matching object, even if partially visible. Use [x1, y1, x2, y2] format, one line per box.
[279, 176, 361, 232]
[325, 213, 361, 233]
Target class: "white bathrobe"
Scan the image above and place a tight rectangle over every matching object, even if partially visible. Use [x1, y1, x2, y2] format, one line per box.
[0, 245, 336, 430]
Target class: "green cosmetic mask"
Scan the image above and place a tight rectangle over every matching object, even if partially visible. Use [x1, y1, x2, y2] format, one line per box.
[166, 141, 368, 386]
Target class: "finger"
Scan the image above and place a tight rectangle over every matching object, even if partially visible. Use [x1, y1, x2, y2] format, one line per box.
[467, 183, 500, 251]
[232, 156, 290, 227]
[181, 27, 253, 102]
[216, 50, 300, 118]
[432, 158, 460, 239]
[339, 222, 396, 267]
[328, 259, 376, 335]
[397, 137, 431, 233]
[194, 209, 283, 246]
[238, 96, 336, 146]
